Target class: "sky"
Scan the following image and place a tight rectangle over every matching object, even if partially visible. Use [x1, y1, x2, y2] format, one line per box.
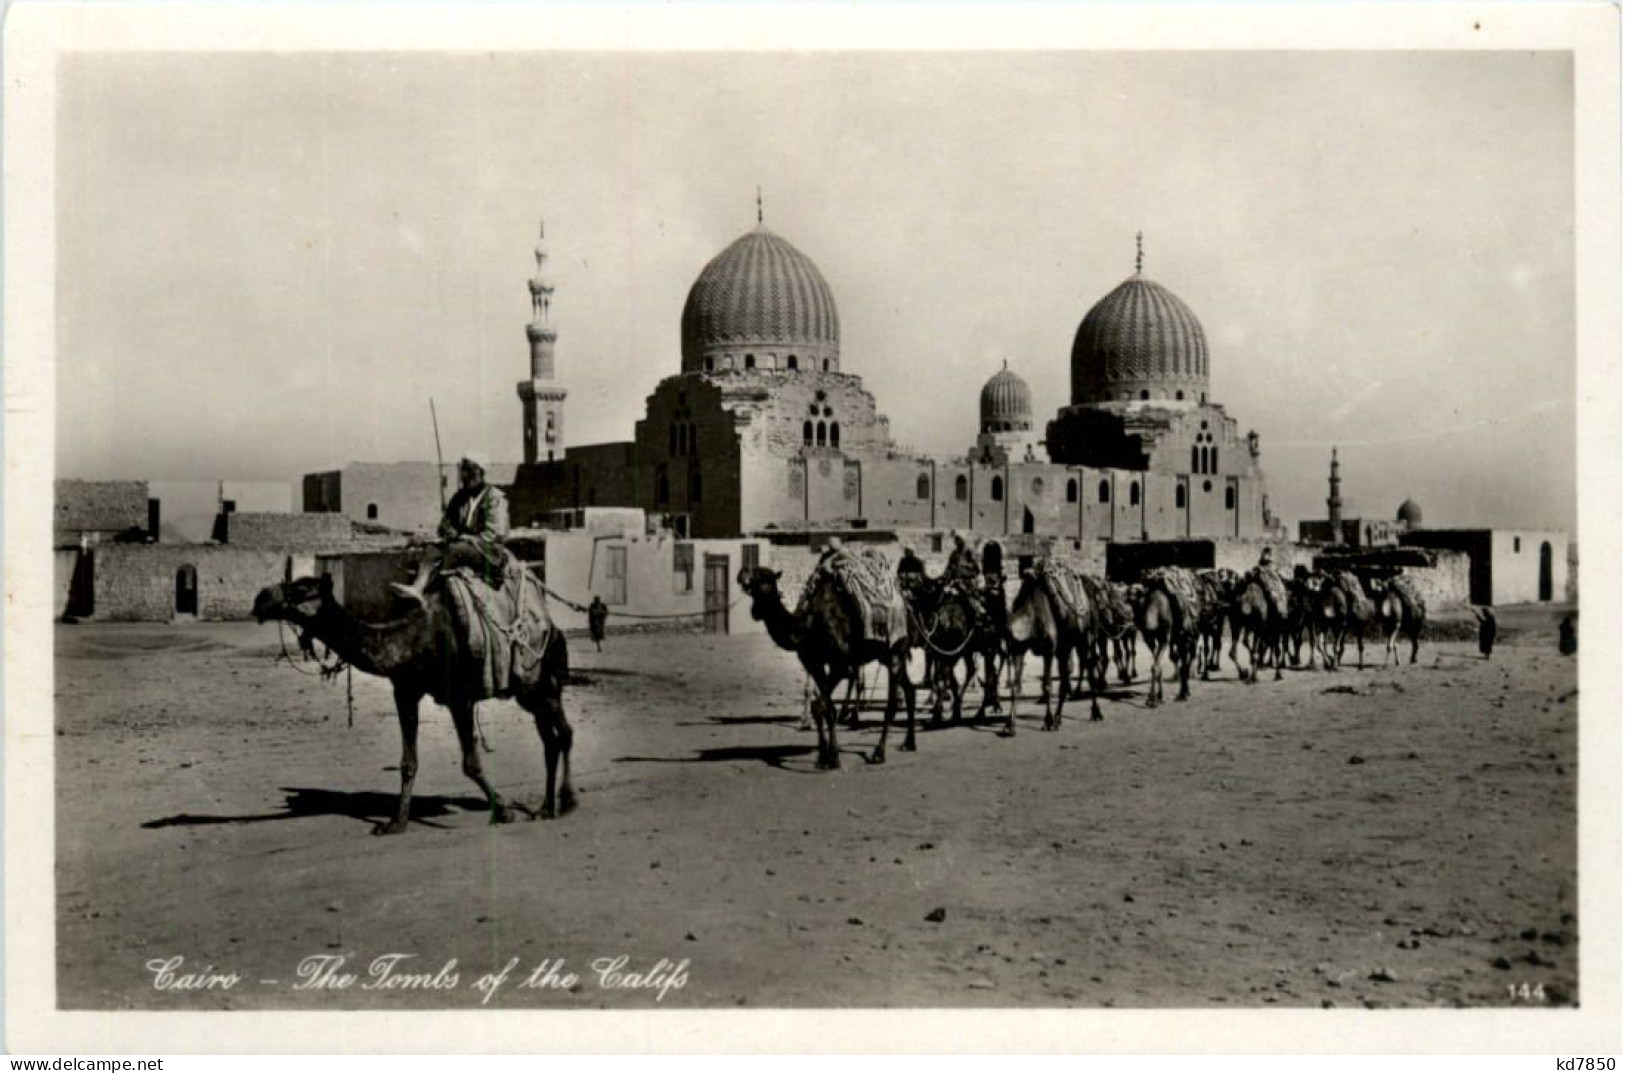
[56, 50, 1575, 531]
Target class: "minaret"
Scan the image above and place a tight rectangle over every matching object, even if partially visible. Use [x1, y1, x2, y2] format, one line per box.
[1326, 446, 1344, 535]
[517, 220, 567, 464]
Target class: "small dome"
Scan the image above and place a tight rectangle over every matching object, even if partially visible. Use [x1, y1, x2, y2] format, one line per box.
[980, 362, 1033, 431]
[1071, 274, 1209, 405]
[1397, 498, 1423, 525]
[680, 227, 840, 374]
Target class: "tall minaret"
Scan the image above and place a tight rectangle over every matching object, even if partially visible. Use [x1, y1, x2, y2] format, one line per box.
[517, 220, 568, 464]
[1326, 446, 1343, 535]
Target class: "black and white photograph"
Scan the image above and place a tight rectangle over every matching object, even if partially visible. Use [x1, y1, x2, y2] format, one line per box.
[6, 3, 1620, 1055]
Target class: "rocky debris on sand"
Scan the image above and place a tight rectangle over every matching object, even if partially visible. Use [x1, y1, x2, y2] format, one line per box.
[925, 908, 946, 923]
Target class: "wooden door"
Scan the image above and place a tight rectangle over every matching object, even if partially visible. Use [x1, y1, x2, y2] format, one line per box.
[704, 554, 730, 634]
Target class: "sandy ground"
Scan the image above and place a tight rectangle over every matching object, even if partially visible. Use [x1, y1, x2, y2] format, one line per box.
[56, 606, 1578, 1010]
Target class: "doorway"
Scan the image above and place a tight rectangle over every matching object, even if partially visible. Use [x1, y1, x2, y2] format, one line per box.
[175, 564, 198, 617]
[1022, 507, 1036, 534]
[703, 554, 730, 634]
[1539, 542, 1553, 602]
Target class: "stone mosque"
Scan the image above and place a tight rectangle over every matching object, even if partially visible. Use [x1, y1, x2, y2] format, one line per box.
[508, 213, 1280, 547]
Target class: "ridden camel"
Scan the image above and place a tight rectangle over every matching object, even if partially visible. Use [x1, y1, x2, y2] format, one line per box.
[1228, 571, 1286, 683]
[252, 573, 573, 835]
[1006, 563, 1102, 734]
[738, 565, 917, 768]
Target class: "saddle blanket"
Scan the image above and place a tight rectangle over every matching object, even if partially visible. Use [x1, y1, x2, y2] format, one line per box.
[1146, 566, 1204, 634]
[443, 551, 554, 700]
[1247, 567, 1290, 623]
[1036, 559, 1093, 630]
[803, 547, 908, 647]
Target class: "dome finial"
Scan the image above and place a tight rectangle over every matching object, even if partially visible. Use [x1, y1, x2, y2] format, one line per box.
[756, 187, 763, 226]
[1135, 230, 1144, 275]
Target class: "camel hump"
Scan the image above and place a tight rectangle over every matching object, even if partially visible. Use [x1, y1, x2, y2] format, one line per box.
[804, 546, 908, 645]
[1386, 574, 1427, 620]
[1145, 566, 1204, 633]
[442, 552, 554, 700]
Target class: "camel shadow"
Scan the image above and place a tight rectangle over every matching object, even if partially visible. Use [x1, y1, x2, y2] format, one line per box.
[141, 786, 489, 830]
[615, 744, 819, 772]
[675, 714, 805, 728]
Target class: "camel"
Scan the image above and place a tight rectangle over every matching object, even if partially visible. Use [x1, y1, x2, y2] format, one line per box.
[1006, 561, 1102, 734]
[1228, 570, 1286, 683]
[1377, 574, 1428, 665]
[251, 572, 573, 835]
[1193, 568, 1242, 680]
[1079, 575, 1136, 688]
[905, 576, 1004, 724]
[738, 564, 917, 768]
[1136, 568, 1202, 707]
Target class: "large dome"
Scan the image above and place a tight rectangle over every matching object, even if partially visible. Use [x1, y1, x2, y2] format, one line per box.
[680, 227, 841, 374]
[1071, 275, 1209, 405]
[980, 362, 1033, 431]
[1397, 498, 1423, 526]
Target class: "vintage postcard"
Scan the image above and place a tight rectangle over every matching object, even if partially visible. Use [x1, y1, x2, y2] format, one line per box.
[5, 2, 1620, 1055]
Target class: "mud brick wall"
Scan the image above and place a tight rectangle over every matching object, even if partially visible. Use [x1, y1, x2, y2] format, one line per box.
[55, 479, 149, 539]
[224, 512, 356, 548]
[92, 545, 289, 621]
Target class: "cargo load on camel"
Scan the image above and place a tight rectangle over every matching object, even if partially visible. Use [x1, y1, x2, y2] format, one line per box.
[442, 550, 556, 700]
[802, 547, 908, 647]
[1248, 567, 1290, 622]
[1034, 558, 1094, 629]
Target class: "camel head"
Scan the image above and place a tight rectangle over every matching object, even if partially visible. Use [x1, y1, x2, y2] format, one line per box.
[252, 573, 335, 625]
[736, 566, 785, 620]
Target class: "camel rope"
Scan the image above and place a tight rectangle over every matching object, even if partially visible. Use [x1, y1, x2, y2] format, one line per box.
[904, 599, 980, 660]
[534, 580, 748, 622]
[273, 620, 355, 727]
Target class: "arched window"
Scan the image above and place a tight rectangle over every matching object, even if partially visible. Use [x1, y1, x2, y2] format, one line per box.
[1210, 448, 1219, 473]
[745, 354, 756, 369]
[669, 424, 679, 456]
[803, 420, 814, 446]
[916, 473, 931, 500]
[1098, 479, 1110, 504]
[1176, 485, 1186, 509]
[1192, 445, 1200, 473]
[366, 503, 379, 520]
[822, 359, 831, 372]
[656, 471, 670, 505]
[1129, 481, 1140, 506]
[991, 476, 1004, 502]
[1139, 390, 1150, 400]
[955, 475, 969, 501]
[1202, 480, 1213, 494]
[1176, 390, 1185, 401]
[1031, 477, 1045, 496]
[816, 421, 827, 447]
[787, 355, 798, 371]
[705, 356, 715, 372]
[830, 422, 840, 448]
[689, 425, 699, 457]
[1225, 486, 1236, 510]
[1066, 478, 1079, 503]
[690, 470, 703, 502]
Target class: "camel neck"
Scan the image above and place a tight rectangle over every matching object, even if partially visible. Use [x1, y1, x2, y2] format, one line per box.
[309, 600, 432, 676]
[757, 593, 803, 652]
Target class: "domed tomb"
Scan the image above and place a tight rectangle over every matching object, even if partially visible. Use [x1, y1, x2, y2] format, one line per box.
[1071, 246, 1209, 405]
[680, 227, 841, 375]
[980, 361, 1033, 432]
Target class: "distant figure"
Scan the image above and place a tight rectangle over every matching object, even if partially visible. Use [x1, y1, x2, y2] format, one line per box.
[1559, 614, 1577, 656]
[587, 596, 609, 652]
[1257, 546, 1275, 571]
[1471, 606, 1498, 660]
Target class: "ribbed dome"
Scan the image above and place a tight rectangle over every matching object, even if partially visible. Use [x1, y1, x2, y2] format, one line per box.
[1397, 498, 1423, 526]
[980, 362, 1033, 430]
[1071, 275, 1209, 405]
[680, 228, 841, 374]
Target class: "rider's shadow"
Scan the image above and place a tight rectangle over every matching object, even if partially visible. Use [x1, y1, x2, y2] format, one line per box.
[615, 744, 819, 771]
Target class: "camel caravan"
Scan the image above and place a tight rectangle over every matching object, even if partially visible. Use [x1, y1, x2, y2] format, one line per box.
[741, 533, 1429, 763]
[248, 452, 1431, 832]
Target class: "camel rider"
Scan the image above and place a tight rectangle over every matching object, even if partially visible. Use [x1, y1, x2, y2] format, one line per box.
[946, 531, 980, 587]
[1257, 546, 1275, 572]
[391, 451, 510, 604]
[896, 546, 927, 596]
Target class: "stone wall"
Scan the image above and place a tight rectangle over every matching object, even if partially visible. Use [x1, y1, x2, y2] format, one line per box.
[90, 545, 290, 621]
[224, 511, 358, 549]
[55, 479, 148, 541]
[1314, 546, 1471, 611]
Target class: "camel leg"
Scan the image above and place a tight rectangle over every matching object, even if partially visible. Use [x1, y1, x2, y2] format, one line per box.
[870, 662, 896, 765]
[1408, 625, 1421, 665]
[374, 683, 422, 836]
[1002, 648, 1020, 738]
[899, 653, 919, 752]
[807, 664, 839, 770]
[450, 701, 515, 825]
[523, 679, 574, 819]
[1041, 652, 1059, 732]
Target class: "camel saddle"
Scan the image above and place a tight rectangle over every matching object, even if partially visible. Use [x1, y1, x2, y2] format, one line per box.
[1080, 573, 1132, 635]
[1386, 573, 1427, 617]
[1332, 569, 1372, 613]
[441, 550, 554, 701]
[1032, 559, 1088, 624]
[1145, 566, 1204, 634]
[803, 547, 908, 647]
[1247, 567, 1290, 623]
